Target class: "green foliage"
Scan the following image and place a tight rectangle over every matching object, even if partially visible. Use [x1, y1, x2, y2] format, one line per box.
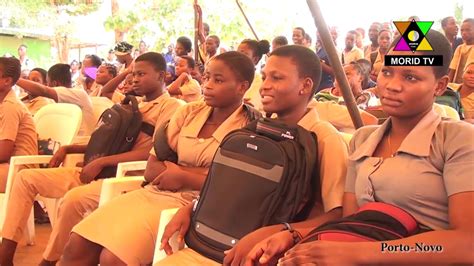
[104, 11, 139, 32]
[0, 0, 55, 28]
[454, 2, 463, 23]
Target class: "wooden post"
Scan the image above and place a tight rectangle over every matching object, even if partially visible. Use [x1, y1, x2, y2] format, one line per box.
[194, 0, 199, 62]
[306, 0, 364, 129]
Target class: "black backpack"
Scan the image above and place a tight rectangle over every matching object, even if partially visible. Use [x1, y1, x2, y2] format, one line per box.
[83, 95, 154, 179]
[435, 87, 464, 119]
[184, 118, 319, 262]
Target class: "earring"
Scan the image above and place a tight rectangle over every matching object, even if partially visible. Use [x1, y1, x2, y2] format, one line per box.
[299, 90, 304, 95]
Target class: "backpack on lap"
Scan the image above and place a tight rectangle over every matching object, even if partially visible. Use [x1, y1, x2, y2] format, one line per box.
[184, 118, 319, 262]
[83, 95, 154, 179]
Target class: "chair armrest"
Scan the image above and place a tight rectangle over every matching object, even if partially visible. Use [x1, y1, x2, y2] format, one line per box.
[153, 208, 183, 264]
[98, 176, 145, 207]
[63, 153, 84, 168]
[116, 161, 148, 178]
[9, 155, 53, 166]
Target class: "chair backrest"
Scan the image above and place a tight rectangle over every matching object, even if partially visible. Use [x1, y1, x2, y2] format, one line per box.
[91, 96, 114, 123]
[34, 103, 82, 146]
[442, 105, 460, 121]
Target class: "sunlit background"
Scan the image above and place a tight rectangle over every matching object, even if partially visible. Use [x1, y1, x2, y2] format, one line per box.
[0, 0, 471, 68]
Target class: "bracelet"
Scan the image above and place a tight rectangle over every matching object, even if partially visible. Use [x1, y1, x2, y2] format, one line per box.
[281, 222, 303, 245]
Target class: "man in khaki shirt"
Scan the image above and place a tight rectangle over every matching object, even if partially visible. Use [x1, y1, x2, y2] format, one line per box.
[0, 57, 38, 192]
[0, 52, 183, 265]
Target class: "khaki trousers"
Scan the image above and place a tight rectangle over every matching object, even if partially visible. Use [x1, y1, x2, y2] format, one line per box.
[2, 166, 105, 261]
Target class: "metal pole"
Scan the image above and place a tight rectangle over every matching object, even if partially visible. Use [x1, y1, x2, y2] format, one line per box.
[235, 0, 259, 41]
[306, 0, 364, 129]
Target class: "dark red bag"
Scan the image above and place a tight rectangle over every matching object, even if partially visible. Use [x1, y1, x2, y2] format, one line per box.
[299, 202, 420, 243]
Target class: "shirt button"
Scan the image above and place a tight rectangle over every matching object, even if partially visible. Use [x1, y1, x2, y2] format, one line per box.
[198, 138, 204, 143]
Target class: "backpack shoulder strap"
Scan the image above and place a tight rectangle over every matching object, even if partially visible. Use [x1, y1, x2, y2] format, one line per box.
[242, 103, 262, 122]
[140, 122, 155, 137]
[153, 120, 178, 163]
[122, 95, 140, 112]
[294, 127, 320, 221]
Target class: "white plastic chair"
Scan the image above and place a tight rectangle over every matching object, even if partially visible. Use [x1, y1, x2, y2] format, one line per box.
[90, 96, 114, 123]
[0, 103, 82, 245]
[152, 208, 185, 264]
[98, 161, 147, 207]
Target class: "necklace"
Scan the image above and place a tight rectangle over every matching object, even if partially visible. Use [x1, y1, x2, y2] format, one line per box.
[387, 131, 395, 158]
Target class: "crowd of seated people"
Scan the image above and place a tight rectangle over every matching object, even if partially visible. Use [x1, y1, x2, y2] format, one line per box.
[0, 14, 473, 266]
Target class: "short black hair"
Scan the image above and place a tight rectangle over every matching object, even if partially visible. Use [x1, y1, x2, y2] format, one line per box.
[441, 16, 454, 28]
[30, 67, 48, 83]
[207, 35, 220, 47]
[176, 36, 193, 53]
[390, 29, 452, 79]
[179, 55, 196, 69]
[48, 63, 72, 88]
[135, 52, 166, 72]
[213, 51, 255, 86]
[347, 30, 358, 36]
[463, 18, 474, 26]
[273, 36, 288, 46]
[270, 45, 321, 97]
[0, 57, 21, 85]
[294, 27, 306, 36]
[203, 23, 210, 32]
[240, 39, 270, 63]
[355, 59, 371, 89]
[85, 54, 102, 68]
[102, 63, 118, 77]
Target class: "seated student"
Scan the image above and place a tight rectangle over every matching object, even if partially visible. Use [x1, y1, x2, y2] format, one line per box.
[356, 58, 377, 89]
[243, 30, 474, 266]
[449, 62, 474, 121]
[76, 54, 103, 96]
[316, 61, 379, 109]
[448, 18, 474, 83]
[90, 63, 118, 96]
[16, 64, 95, 136]
[0, 57, 37, 193]
[21, 67, 54, 115]
[70, 60, 80, 87]
[156, 45, 348, 265]
[202, 35, 222, 63]
[172, 36, 204, 83]
[0, 52, 183, 266]
[238, 39, 270, 113]
[60, 51, 259, 265]
[364, 22, 382, 59]
[98, 62, 134, 103]
[308, 100, 378, 133]
[272, 36, 288, 51]
[292, 27, 306, 46]
[114, 41, 134, 73]
[341, 30, 364, 64]
[369, 29, 393, 81]
[167, 55, 202, 103]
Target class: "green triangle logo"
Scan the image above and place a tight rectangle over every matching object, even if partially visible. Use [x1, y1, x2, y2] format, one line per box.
[416, 21, 433, 35]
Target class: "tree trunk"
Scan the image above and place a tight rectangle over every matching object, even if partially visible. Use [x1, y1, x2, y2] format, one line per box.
[55, 34, 69, 63]
[111, 0, 124, 43]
